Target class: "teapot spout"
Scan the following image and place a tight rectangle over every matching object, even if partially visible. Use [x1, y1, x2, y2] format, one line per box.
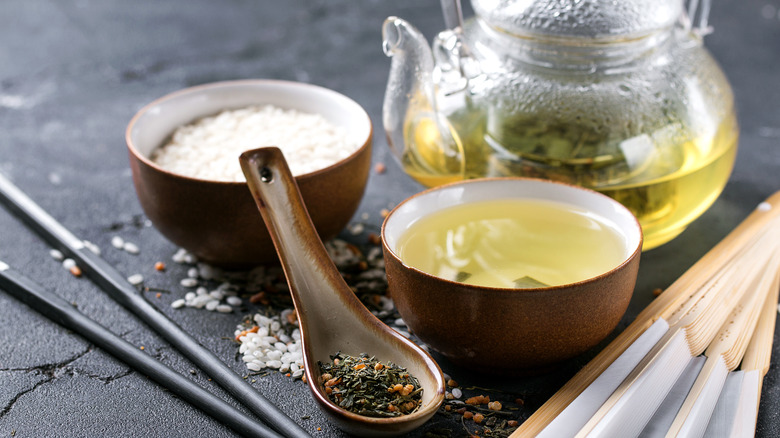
[382, 17, 465, 186]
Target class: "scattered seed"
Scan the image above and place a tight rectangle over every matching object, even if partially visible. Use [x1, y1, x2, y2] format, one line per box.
[127, 274, 144, 285]
[111, 236, 125, 249]
[62, 258, 76, 270]
[49, 249, 64, 261]
[374, 162, 386, 174]
[83, 240, 101, 255]
[349, 222, 365, 235]
[123, 242, 140, 254]
[171, 299, 185, 309]
[180, 278, 198, 288]
[226, 296, 242, 306]
[216, 304, 233, 313]
[155, 262, 166, 271]
[69, 266, 82, 277]
[653, 287, 664, 297]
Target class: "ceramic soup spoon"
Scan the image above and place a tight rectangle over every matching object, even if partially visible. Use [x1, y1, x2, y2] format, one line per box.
[240, 147, 445, 437]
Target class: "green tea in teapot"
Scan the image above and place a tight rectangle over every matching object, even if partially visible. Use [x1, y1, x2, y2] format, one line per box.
[396, 198, 627, 288]
[400, 110, 738, 251]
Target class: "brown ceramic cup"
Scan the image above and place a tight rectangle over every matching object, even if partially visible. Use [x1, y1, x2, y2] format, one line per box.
[126, 80, 372, 267]
[381, 178, 642, 374]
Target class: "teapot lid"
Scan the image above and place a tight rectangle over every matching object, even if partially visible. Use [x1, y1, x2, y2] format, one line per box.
[470, 0, 683, 40]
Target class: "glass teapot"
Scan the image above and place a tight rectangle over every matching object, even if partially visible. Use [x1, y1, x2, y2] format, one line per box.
[382, 0, 738, 250]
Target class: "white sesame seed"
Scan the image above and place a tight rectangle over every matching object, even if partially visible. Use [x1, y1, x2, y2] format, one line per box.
[452, 388, 463, 399]
[83, 240, 101, 255]
[266, 360, 282, 369]
[171, 299, 186, 309]
[123, 242, 140, 254]
[62, 258, 76, 270]
[127, 274, 144, 285]
[209, 290, 225, 300]
[226, 296, 242, 306]
[49, 249, 64, 261]
[216, 304, 233, 313]
[192, 295, 212, 307]
[246, 362, 262, 372]
[111, 236, 125, 249]
[180, 278, 198, 288]
[205, 300, 220, 311]
[292, 369, 304, 378]
[198, 263, 218, 280]
[187, 267, 198, 278]
[172, 248, 187, 264]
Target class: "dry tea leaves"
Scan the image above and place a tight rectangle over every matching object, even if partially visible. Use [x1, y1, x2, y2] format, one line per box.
[318, 352, 423, 417]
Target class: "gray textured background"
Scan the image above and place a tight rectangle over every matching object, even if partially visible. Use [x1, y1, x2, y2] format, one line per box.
[0, 0, 778, 437]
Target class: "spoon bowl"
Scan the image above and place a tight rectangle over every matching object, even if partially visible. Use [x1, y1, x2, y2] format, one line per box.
[240, 147, 445, 436]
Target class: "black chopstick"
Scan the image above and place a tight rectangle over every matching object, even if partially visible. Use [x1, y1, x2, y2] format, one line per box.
[0, 261, 281, 438]
[0, 172, 309, 438]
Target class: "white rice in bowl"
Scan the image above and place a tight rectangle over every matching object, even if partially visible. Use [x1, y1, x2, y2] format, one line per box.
[151, 105, 361, 181]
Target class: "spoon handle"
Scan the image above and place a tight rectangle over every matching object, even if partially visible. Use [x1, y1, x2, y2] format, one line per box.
[239, 147, 357, 317]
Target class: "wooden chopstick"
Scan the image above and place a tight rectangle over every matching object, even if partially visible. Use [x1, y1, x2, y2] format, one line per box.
[0, 261, 282, 438]
[0, 172, 309, 438]
[512, 191, 780, 437]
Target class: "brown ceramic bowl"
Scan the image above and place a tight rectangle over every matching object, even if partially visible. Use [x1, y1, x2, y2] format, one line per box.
[381, 178, 642, 374]
[126, 80, 372, 267]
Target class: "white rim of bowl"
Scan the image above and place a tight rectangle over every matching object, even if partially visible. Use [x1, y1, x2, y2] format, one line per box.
[381, 177, 643, 291]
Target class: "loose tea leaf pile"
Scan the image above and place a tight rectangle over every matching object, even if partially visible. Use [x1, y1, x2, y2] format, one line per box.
[318, 352, 423, 417]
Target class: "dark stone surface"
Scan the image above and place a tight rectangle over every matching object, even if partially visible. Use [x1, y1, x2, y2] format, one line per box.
[0, 0, 778, 437]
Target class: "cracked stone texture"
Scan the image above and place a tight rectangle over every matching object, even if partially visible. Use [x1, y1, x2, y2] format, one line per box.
[0, 0, 779, 437]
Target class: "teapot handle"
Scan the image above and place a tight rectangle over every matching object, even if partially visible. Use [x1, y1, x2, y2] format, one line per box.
[682, 0, 713, 37]
[440, 0, 464, 31]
